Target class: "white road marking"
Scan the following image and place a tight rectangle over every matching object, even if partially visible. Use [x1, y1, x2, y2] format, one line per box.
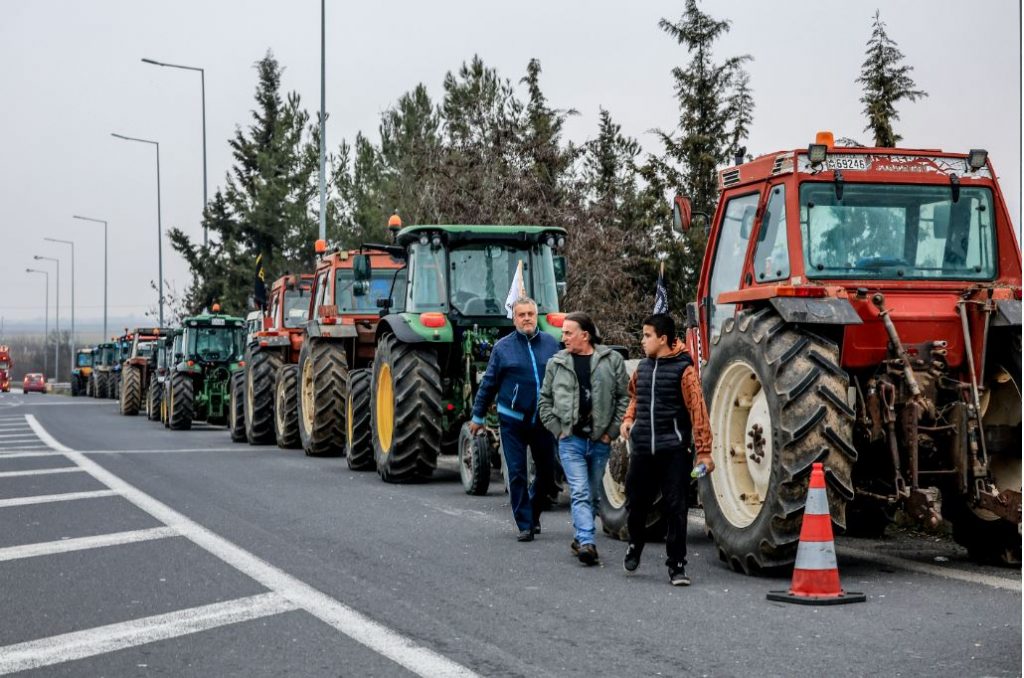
[81, 448, 248, 455]
[0, 451, 62, 459]
[0, 593, 297, 675]
[0, 526, 178, 562]
[0, 467, 84, 478]
[25, 415, 479, 678]
[687, 514, 1021, 592]
[0, 489, 119, 508]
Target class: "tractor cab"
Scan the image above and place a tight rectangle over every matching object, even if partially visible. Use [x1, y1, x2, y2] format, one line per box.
[163, 313, 245, 429]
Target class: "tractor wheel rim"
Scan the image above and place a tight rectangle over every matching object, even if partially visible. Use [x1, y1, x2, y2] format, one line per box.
[376, 364, 394, 454]
[602, 463, 627, 511]
[301, 358, 315, 432]
[709, 360, 772, 529]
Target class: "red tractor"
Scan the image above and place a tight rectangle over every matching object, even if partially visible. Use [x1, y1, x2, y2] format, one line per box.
[0, 345, 11, 392]
[667, 135, 1021, 571]
[295, 241, 406, 459]
[229, 274, 314, 446]
[118, 327, 169, 416]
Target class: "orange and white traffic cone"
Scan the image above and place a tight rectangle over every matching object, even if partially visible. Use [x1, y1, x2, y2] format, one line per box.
[767, 462, 866, 605]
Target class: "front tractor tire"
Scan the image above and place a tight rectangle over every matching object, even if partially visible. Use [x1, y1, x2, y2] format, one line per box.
[244, 349, 282, 445]
[147, 377, 163, 421]
[458, 423, 491, 495]
[274, 364, 301, 449]
[229, 369, 247, 443]
[168, 371, 195, 431]
[699, 308, 855, 574]
[370, 334, 442, 483]
[296, 339, 347, 457]
[345, 369, 374, 470]
[598, 437, 667, 541]
[119, 366, 142, 416]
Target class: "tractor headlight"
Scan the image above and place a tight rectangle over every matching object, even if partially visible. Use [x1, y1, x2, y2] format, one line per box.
[419, 234, 429, 246]
[807, 143, 828, 165]
[967, 149, 988, 172]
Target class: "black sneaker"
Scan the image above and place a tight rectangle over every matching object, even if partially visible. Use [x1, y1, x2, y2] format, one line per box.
[578, 543, 599, 566]
[668, 563, 690, 586]
[623, 543, 642, 573]
[570, 539, 580, 556]
[517, 529, 534, 542]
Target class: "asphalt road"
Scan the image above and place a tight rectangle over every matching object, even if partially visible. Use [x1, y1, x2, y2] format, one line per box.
[0, 391, 1019, 677]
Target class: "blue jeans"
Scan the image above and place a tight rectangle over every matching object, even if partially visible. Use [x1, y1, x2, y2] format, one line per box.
[557, 435, 611, 546]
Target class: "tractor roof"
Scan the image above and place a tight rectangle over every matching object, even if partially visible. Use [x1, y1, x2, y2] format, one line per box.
[183, 313, 245, 327]
[394, 225, 567, 247]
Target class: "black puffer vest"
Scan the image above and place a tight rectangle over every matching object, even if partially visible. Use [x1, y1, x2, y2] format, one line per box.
[630, 351, 693, 455]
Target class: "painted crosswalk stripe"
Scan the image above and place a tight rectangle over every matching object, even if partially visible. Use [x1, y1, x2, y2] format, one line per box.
[0, 452, 62, 459]
[0, 526, 178, 562]
[0, 592, 298, 674]
[0, 467, 84, 478]
[25, 414, 480, 678]
[0, 489, 120, 508]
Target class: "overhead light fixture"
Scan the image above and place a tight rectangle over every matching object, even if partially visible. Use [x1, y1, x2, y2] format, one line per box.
[967, 149, 988, 172]
[807, 144, 828, 165]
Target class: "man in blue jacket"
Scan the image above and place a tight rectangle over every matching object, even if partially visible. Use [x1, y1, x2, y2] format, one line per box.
[470, 297, 560, 541]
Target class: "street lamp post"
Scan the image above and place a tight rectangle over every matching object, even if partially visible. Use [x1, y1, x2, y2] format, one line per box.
[111, 133, 163, 326]
[34, 255, 60, 380]
[141, 57, 208, 246]
[25, 268, 49, 378]
[72, 215, 107, 338]
[44, 238, 75, 374]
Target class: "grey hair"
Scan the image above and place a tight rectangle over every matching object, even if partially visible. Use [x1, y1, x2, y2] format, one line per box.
[512, 296, 538, 313]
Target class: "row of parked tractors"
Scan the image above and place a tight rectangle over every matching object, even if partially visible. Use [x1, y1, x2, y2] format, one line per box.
[75, 138, 1024, 572]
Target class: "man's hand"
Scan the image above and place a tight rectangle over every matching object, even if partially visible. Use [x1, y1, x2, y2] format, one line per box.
[619, 420, 633, 440]
[600, 433, 611, 444]
[696, 452, 715, 473]
[469, 421, 484, 436]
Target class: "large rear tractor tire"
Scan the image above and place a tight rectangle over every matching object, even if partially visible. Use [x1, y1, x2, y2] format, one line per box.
[296, 339, 347, 457]
[146, 377, 163, 421]
[111, 371, 121, 400]
[96, 372, 108, 399]
[244, 349, 282, 445]
[168, 372, 194, 431]
[458, 423, 491, 495]
[86, 374, 94, 397]
[371, 334, 442, 483]
[274, 364, 301, 449]
[345, 369, 374, 470]
[119, 366, 142, 416]
[598, 437, 667, 541]
[946, 331, 1022, 565]
[699, 308, 854, 574]
[229, 369, 247, 442]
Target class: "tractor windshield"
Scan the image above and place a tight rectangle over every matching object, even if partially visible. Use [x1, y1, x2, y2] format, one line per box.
[137, 342, 156, 359]
[335, 268, 406, 314]
[76, 352, 92, 367]
[407, 243, 448, 313]
[97, 346, 116, 366]
[448, 244, 559, 316]
[282, 288, 310, 328]
[800, 182, 996, 280]
[186, 327, 244, 362]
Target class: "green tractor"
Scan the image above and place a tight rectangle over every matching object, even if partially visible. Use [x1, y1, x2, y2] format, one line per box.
[70, 348, 94, 396]
[366, 225, 567, 486]
[164, 310, 245, 430]
[89, 342, 118, 399]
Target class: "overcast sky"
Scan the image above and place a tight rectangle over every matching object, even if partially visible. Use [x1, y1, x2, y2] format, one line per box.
[1, 0, 1020, 327]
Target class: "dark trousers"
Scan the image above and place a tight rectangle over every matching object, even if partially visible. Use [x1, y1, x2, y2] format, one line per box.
[499, 416, 556, 532]
[625, 451, 690, 565]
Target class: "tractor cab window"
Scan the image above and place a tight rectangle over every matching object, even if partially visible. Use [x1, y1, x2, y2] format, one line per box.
[449, 245, 541, 316]
[530, 244, 561, 313]
[407, 242, 448, 313]
[282, 287, 311, 328]
[187, 327, 244, 362]
[800, 183, 996, 280]
[335, 268, 406, 314]
[753, 185, 790, 282]
[708, 192, 759, 337]
[76, 353, 92, 368]
[137, 342, 156, 359]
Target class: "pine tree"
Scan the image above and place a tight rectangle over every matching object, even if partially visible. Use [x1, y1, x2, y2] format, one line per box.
[656, 0, 752, 219]
[856, 10, 927, 147]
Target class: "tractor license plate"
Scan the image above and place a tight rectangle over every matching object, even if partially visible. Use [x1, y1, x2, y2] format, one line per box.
[822, 155, 869, 171]
[211, 318, 225, 326]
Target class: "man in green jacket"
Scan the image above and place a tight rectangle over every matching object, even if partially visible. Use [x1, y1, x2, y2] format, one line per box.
[539, 312, 629, 565]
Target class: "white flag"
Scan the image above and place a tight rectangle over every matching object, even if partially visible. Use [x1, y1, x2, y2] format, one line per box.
[504, 260, 526, 319]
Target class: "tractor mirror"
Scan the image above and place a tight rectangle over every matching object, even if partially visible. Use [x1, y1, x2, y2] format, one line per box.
[685, 302, 700, 329]
[353, 254, 372, 282]
[553, 255, 567, 283]
[672, 195, 692, 233]
[353, 280, 370, 297]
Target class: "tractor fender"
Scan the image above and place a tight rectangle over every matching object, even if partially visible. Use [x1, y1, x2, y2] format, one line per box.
[768, 297, 862, 325]
[376, 314, 453, 344]
[993, 299, 1022, 327]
